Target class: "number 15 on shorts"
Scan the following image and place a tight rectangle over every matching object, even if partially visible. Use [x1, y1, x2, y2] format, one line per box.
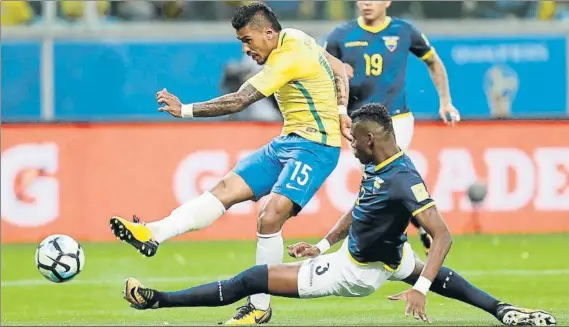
[286, 161, 312, 190]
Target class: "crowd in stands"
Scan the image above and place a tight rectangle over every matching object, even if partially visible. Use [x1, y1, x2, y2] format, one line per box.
[2, 0, 567, 26]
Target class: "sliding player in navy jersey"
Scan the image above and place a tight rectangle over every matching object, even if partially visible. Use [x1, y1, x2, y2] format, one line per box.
[122, 104, 555, 326]
[325, 1, 461, 255]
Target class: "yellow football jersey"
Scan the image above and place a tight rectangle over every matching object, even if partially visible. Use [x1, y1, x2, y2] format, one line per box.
[248, 28, 341, 147]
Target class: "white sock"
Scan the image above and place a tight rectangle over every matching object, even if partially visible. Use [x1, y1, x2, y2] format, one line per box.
[249, 230, 284, 311]
[146, 191, 226, 243]
[418, 227, 427, 235]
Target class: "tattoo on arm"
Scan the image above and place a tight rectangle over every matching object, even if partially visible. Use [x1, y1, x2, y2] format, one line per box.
[323, 50, 349, 108]
[334, 72, 349, 108]
[324, 208, 353, 246]
[192, 83, 265, 117]
[425, 53, 452, 106]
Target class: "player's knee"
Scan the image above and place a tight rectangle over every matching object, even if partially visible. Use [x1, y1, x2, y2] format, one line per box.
[209, 179, 234, 209]
[258, 209, 286, 234]
[257, 195, 294, 234]
[209, 173, 254, 209]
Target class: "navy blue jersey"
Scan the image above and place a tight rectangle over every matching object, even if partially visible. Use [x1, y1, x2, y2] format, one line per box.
[325, 17, 433, 116]
[348, 151, 435, 269]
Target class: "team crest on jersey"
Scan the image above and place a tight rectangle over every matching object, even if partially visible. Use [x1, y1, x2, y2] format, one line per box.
[382, 36, 399, 52]
[373, 177, 384, 193]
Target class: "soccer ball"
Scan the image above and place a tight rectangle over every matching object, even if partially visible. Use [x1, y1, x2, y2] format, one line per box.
[35, 234, 85, 283]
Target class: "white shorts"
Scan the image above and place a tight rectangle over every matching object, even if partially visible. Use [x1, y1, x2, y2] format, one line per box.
[297, 239, 416, 298]
[392, 113, 415, 152]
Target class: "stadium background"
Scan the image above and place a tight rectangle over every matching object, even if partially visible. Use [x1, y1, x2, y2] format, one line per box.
[1, 1, 569, 326]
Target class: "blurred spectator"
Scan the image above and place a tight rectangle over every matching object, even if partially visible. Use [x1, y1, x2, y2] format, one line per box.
[221, 55, 282, 122]
[60, 0, 111, 22]
[268, 1, 304, 20]
[116, 1, 156, 21]
[535, 1, 557, 20]
[531, 1, 569, 20]
[1, 0, 34, 26]
[465, 1, 532, 19]
[6, 1, 564, 26]
[421, 1, 467, 19]
[325, 1, 353, 21]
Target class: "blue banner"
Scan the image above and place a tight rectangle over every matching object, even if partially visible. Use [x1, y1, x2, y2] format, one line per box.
[1, 42, 42, 120]
[405, 35, 567, 119]
[1, 35, 567, 121]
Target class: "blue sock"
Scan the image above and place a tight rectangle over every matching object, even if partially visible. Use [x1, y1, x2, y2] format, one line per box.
[157, 265, 269, 308]
[429, 267, 501, 315]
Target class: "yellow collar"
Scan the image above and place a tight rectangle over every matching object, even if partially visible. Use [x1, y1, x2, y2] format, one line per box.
[357, 16, 392, 34]
[375, 150, 403, 171]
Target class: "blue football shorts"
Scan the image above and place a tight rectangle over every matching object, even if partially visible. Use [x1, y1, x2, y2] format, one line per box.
[233, 133, 340, 213]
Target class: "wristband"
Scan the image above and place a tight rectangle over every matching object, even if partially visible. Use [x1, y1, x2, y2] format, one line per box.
[315, 239, 331, 254]
[181, 103, 194, 118]
[412, 276, 432, 296]
[338, 105, 348, 116]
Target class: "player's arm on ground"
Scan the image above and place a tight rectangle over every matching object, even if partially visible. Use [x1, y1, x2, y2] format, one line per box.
[393, 172, 452, 285]
[408, 24, 459, 124]
[321, 205, 353, 247]
[413, 203, 452, 283]
[288, 205, 354, 258]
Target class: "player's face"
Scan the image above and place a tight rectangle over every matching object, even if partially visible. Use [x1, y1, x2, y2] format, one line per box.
[357, 1, 391, 21]
[350, 122, 374, 165]
[236, 25, 276, 65]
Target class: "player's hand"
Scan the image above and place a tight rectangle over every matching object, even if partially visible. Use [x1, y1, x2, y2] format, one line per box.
[388, 289, 431, 323]
[339, 114, 353, 142]
[287, 242, 320, 259]
[156, 88, 183, 118]
[439, 103, 460, 126]
[344, 63, 354, 79]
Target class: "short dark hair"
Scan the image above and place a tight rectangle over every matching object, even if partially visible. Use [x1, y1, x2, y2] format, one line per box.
[231, 2, 282, 32]
[350, 103, 394, 134]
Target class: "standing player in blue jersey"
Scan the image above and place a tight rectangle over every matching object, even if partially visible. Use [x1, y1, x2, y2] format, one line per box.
[325, 1, 461, 255]
[122, 104, 555, 326]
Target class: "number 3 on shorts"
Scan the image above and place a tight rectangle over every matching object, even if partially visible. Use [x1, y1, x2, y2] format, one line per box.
[290, 161, 312, 186]
[315, 262, 330, 276]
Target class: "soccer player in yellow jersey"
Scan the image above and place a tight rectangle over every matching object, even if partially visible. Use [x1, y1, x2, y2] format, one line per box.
[109, 2, 351, 325]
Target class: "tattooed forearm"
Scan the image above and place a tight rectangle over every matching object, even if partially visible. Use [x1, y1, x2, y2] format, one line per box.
[425, 53, 452, 106]
[324, 207, 354, 246]
[323, 50, 350, 109]
[334, 72, 349, 108]
[192, 83, 265, 117]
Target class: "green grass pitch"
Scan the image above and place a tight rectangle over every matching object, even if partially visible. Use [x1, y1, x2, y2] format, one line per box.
[2, 234, 568, 326]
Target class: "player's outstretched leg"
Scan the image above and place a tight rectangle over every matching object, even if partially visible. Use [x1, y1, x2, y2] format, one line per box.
[409, 216, 432, 255]
[123, 263, 302, 323]
[109, 172, 254, 257]
[403, 257, 556, 326]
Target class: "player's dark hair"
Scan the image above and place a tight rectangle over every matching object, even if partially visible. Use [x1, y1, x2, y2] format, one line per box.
[231, 2, 282, 32]
[350, 103, 394, 134]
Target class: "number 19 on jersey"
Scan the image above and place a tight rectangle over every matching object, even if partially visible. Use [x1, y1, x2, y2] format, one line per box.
[364, 53, 383, 76]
